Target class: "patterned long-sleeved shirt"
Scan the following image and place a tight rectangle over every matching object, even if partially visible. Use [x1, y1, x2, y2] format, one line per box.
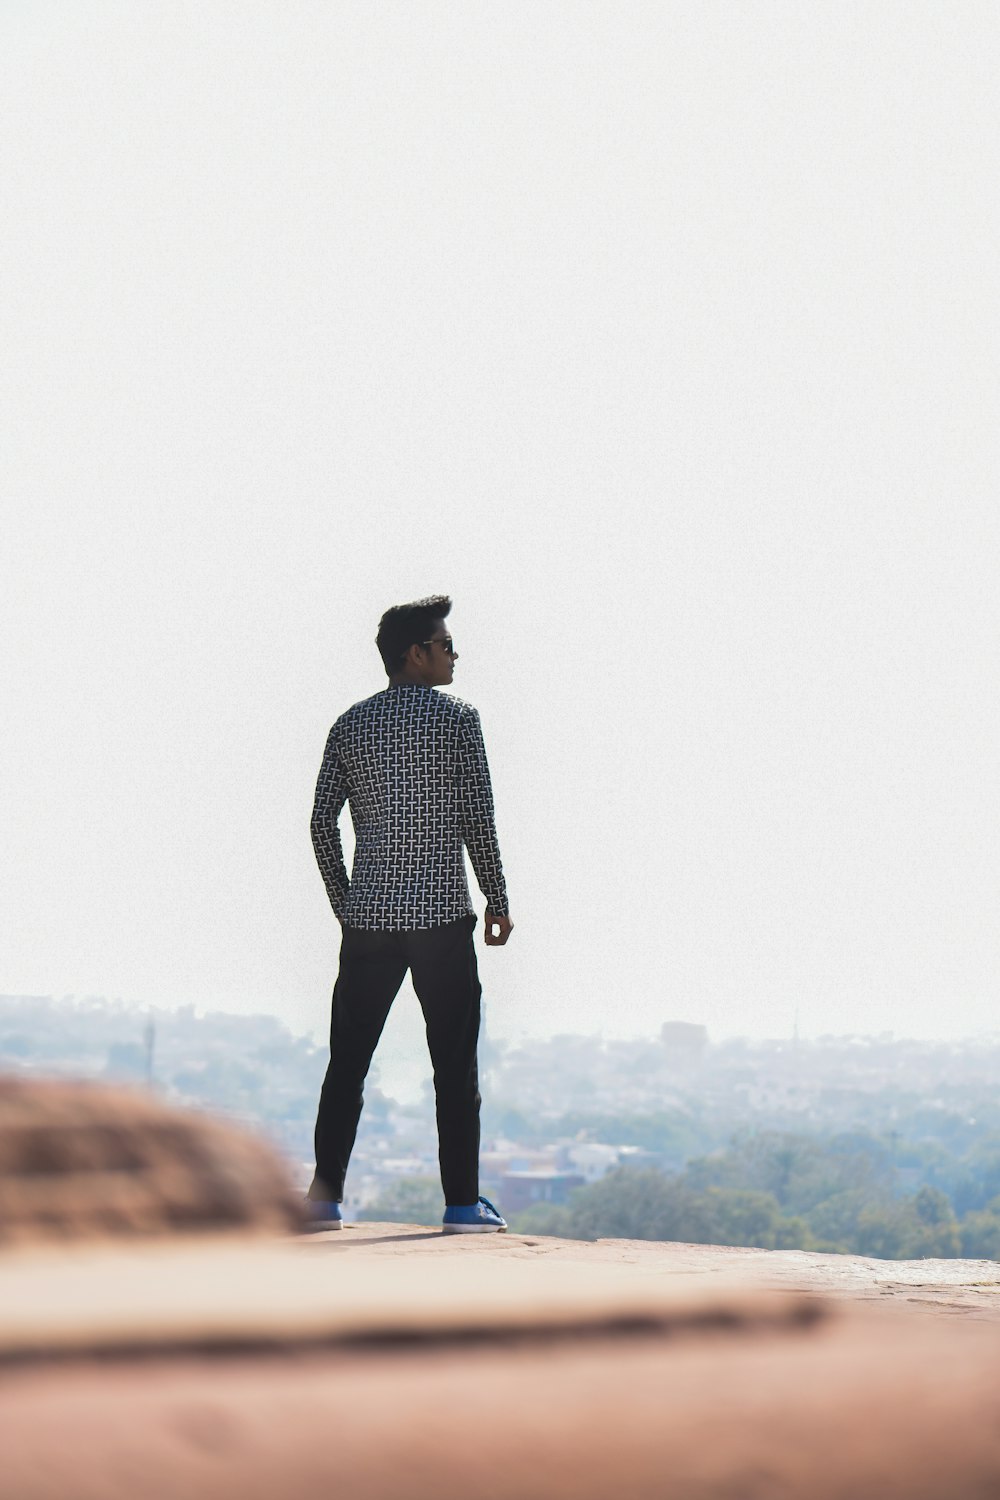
[310, 684, 509, 930]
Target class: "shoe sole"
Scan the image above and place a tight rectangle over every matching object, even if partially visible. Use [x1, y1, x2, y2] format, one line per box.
[303, 1219, 344, 1232]
[441, 1223, 507, 1234]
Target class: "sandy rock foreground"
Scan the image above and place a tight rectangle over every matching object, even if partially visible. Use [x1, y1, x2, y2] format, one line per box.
[4, 1081, 1000, 1497]
[2, 1222, 1000, 1499]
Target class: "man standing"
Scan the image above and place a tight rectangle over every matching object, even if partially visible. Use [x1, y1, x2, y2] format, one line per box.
[307, 596, 513, 1233]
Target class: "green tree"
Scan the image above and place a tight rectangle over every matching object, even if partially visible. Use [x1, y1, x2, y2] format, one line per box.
[950, 1137, 1000, 1215]
[909, 1186, 961, 1256]
[357, 1176, 441, 1225]
[685, 1131, 893, 1217]
[959, 1199, 1000, 1260]
[805, 1189, 874, 1252]
[560, 1169, 717, 1244]
[511, 1169, 811, 1251]
[509, 1203, 573, 1236]
[854, 1203, 913, 1259]
[855, 1189, 961, 1259]
[704, 1188, 811, 1251]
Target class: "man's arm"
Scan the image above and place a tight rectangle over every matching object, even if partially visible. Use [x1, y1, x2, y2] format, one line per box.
[456, 707, 511, 942]
[310, 726, 350, 921]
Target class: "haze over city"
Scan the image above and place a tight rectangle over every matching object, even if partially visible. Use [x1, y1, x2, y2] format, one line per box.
[3, 2, 997, 1090]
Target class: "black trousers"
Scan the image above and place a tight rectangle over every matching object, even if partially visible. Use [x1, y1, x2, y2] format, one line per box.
[312, 915, 482, 1206]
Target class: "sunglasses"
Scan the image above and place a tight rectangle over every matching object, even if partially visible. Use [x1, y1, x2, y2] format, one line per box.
[421, 636, 457, 656]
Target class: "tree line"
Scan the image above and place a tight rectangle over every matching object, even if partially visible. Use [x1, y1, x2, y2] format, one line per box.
[508, 1130, 1000, 1257]
[363, 1128, 1000, 1259]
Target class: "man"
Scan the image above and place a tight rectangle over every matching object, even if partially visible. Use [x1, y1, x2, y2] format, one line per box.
[306, 596, 513, 1233]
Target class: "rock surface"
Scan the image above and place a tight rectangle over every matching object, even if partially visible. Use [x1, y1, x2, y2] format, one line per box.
[3, 1224, 1000, 1500]
[321, 1220, 1000, 1320]
[4, 1080, 1000, 1497]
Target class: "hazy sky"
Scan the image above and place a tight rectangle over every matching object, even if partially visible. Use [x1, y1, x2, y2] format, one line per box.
[3, 2, 997, 1089]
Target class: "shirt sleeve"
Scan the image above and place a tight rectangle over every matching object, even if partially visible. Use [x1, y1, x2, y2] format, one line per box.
[310, 725, 350, 920]
[456, 706, 509, 917]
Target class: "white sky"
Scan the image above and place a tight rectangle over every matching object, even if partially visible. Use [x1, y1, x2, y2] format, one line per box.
[2, 2, 998, 1089]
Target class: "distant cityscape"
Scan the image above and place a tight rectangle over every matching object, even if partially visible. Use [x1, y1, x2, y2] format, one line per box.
[3, 995, 1000, 1258]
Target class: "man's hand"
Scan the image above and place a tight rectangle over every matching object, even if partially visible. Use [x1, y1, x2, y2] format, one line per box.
[484, 910, 513, 946]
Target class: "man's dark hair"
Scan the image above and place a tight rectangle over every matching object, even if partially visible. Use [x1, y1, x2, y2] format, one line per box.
[376, 595, 452, 675]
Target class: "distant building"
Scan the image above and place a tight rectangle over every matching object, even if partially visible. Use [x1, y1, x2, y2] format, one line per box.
[660, 1022, 709, 1061]
[564, 1143, 623, 1182]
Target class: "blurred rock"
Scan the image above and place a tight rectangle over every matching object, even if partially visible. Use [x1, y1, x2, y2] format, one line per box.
[0, 1076, 304, 1244]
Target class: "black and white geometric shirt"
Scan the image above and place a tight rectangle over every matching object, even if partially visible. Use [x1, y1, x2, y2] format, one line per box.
[310, 684, 509, 930]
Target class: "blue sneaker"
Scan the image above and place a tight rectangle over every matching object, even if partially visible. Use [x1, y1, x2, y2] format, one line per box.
[442, 1197, 507, 1234]
[304, 1198, 343, 1231]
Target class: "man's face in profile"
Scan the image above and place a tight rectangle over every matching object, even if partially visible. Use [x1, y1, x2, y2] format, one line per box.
[419, 618, 458, 687]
